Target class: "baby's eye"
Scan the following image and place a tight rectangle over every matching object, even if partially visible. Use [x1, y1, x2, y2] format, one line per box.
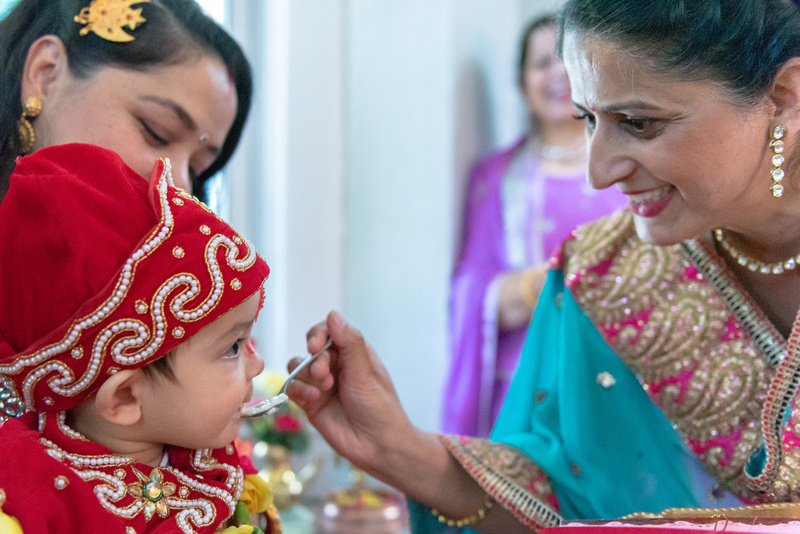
[224, 340, 242, 359]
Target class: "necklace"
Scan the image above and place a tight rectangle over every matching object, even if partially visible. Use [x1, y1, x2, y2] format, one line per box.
[714, 228, 800, 274]
[536, 141, 586, 162]
[684, 237, 800, 492]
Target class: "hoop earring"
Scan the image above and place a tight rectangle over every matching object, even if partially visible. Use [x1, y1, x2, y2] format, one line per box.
[770, 124, 787, 198]
[17, 96, 42, 156]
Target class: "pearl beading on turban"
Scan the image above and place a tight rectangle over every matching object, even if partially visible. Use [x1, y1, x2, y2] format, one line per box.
[0, 154, 268, 416]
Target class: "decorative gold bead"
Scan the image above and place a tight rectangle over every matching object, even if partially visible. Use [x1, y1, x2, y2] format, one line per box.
[430, 493, 493, 528]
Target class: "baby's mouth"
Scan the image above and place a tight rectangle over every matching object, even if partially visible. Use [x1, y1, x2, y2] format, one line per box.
[238, 389, 255, 416]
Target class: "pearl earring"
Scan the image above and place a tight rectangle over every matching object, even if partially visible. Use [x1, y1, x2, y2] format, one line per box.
[770, 124, 787, 198]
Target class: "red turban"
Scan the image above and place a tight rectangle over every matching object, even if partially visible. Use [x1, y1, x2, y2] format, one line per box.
[0, 144, 269, 416]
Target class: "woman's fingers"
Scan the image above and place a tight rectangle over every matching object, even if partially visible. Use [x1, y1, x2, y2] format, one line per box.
[306, 320, 329, 353]
[287, 349, 334, 390]
[284, 378, 322, 407]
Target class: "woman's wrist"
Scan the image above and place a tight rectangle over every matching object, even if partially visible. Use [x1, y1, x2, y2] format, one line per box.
[519, 266, 546, 308]
[370, 429, 487, 519]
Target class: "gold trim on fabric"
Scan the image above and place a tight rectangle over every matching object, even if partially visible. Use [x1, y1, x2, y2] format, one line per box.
[439, 435, 561, 530]
[624, 501, 800, 520]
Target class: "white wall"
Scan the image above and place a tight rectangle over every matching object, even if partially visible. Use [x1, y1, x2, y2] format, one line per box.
[228, 0, 345, 371]
[343, 0, 563, 431]
[344, 0, 456, 432]
[229, 0, 564, 433]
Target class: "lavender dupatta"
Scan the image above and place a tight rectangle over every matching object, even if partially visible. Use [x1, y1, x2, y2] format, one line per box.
[443, 137, 625, 436]
[443, 139, 528, 437]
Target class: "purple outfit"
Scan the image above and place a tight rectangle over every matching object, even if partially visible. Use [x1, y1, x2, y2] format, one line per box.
[442, 136, 626, 436]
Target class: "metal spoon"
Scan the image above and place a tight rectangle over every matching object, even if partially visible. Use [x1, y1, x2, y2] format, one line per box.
[241, 337, 333, 418]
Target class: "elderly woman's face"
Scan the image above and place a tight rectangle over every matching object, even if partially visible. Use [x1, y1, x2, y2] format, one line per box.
[562, 32, 774, 246]
[521, 25, 575, 127]
[34, 54, 237, 193]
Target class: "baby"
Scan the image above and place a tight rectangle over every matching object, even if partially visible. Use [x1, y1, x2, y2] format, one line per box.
[0, 143, 276, 533]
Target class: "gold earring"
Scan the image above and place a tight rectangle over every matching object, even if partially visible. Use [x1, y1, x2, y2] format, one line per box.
[17, 96, 42, 155]
[770, 124, 787, 198]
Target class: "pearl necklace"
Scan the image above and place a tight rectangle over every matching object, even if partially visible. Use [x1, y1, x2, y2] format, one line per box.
[536, 141, 586, 162]
[714, 229, 800, 274]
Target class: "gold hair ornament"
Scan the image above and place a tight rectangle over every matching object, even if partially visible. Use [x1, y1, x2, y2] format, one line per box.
[770, 124, 787, 198]
[17, 96, 41, 156]
[74, 0, 151, 43]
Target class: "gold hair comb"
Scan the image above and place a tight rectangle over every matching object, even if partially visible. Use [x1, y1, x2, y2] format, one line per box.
[74, 0, 151, 43]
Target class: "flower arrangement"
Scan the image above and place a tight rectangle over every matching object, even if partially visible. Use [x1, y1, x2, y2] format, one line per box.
[244, 370, 310, 454]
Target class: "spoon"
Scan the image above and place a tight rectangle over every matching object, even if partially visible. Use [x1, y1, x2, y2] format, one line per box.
[241, 337, 333, 418]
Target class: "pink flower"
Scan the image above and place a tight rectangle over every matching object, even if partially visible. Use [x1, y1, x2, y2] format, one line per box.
[234, 438, 257, 475]
[274, 414, 302, 433]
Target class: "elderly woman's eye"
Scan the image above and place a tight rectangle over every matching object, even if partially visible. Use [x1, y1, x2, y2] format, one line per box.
[623, 117, 658, 135]
[573, 112, 596, 129]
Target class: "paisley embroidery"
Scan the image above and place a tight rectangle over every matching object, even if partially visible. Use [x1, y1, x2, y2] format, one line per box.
[440, 435, 561, 529]
[563, 210, 800, 502]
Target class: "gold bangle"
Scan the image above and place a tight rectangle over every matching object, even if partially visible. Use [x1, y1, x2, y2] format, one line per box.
[519, 267, 544, 308]
[431, 493, 494, 528]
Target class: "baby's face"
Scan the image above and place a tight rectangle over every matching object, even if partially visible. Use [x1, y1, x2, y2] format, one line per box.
[140, 292, 264, 450]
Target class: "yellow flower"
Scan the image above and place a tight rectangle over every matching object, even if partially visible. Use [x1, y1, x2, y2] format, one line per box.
[255, 370, 288, 397]
[240, 474, 273, 515]
[0, 509, 22, 534]
[218, 525, 254, 534]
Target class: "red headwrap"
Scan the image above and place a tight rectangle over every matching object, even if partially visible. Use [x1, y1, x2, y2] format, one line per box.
[0, 144, 269, 416]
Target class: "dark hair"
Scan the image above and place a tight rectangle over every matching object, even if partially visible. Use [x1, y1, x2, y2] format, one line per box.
[557, 0, 800, 107]
[140, 349, 177, 382]
[0, 0, 253, 202]
[517, 14, 557, 89]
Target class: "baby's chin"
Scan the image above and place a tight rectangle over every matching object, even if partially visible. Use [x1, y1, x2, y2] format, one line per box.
[167, 424, 240, 452]
[212, 420, 242, 451]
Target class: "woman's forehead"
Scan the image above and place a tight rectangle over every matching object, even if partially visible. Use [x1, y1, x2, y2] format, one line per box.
[562, 32, 675, 108]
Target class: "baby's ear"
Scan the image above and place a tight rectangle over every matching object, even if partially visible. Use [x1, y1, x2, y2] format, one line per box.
[94, 369, 145, 426]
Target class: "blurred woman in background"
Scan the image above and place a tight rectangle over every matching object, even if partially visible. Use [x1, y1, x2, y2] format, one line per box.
[443, 14, 624, 436]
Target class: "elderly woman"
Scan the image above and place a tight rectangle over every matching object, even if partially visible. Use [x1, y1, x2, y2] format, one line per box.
[289, 0, 800, 532]
[444, 14, 624, 437]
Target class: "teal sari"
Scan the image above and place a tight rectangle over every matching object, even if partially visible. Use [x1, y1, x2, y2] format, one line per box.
[410, 269, 741, 533]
